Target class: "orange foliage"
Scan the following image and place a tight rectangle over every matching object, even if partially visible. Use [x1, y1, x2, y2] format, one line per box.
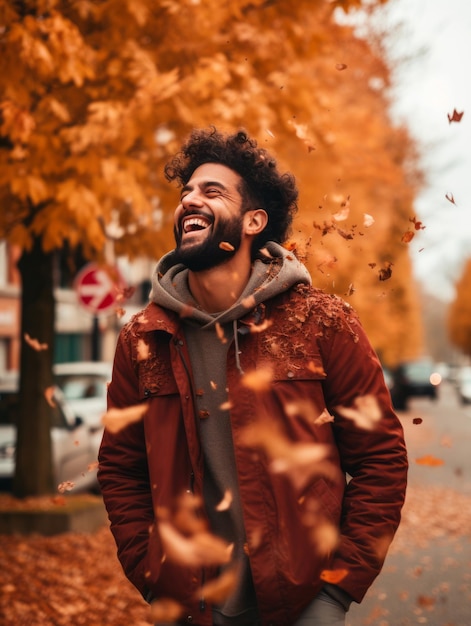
[0, 0, 422, 363]
[447, 257, 471, 357]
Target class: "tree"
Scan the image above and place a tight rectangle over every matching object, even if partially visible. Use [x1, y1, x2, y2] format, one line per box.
[0, 0, 420, 496]
[447, 258, 471, 358]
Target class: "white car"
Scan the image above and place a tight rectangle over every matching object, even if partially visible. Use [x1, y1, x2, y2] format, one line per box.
[0, 374, 100, 492]
[53, 361, 112, 428]
[456, 366, 471, 405]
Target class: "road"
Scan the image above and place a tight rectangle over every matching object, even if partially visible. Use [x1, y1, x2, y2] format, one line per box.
[346, 382, 471, 626]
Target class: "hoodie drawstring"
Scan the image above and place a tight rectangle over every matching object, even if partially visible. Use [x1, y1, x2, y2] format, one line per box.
[233, 319, 245, 375]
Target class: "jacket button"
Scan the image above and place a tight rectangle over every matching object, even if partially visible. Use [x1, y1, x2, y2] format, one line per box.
[144, 388, 150, 397]
[186, 616, 193, 622]
[287, 371, 294, 378]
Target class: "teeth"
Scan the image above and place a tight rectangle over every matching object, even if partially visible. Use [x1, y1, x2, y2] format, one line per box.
[183, 217, 210, 233]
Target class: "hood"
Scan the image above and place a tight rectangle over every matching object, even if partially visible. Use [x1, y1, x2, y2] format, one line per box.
[150, 241, 311, 329]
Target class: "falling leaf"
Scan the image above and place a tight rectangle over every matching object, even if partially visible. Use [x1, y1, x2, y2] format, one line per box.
[401, 230, 414, 243]
[115, 307, 126, 319]
[219, 241, 234, 252]
[336, 395, 382, 430]
[346, 283, 355, 296]
[158, 520, 233, 568]
[241, 366, 273, 392]
[57, 481, 75, 493]
[215, 489, 233, 511]
[87, 461, 99, 472]
[410, 216, 425, 230]
[378, 263, 393, 281]
[415, 455, 444, 467]
[101, 404, 148, 434]
[306, 361, 326, 377]
[335, 63, 348, 71]
[265, 129, 275, 138]
[115, 285, 136, 302]
[314, 408, 335, 425]
[215, 322, 227, 344]
[149, 598, 183, 623]
[241, 295, 256, 309]
[24, 333, 48, 351]
[44, 386, 57, 408]
[309, 521, 339, 555]
[363, 213, 375, 227]
[445, 192, 456, 205]
[412, 417, 423, 425]
[210, 380, 218, 390]
[320, 568, 349, 583]
[239, 419, 332, 491]
[196, 566, 239, 604]
[447, 108, 464, 123]
[417, 594, 436, 608]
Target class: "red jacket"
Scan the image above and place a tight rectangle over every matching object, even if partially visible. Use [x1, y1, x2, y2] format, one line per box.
[98, 284, 408, 625]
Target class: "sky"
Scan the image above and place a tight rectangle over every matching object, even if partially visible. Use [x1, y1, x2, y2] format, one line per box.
[379, 0, 471, 301]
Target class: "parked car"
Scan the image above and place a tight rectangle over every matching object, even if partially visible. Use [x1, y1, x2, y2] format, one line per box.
[0, 373, 101, 492]
[390, 359, 442, 410]
[53, 361, 111, 428]
[456, 366, 471, 405]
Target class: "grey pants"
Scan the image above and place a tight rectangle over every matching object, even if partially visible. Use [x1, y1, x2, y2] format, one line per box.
[155, 589, 346, 626]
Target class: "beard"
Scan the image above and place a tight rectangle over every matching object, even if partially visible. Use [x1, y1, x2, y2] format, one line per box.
[173, 213, 244, 272]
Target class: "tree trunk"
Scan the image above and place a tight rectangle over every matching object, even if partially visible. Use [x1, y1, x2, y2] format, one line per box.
[13, 236, 56, 497]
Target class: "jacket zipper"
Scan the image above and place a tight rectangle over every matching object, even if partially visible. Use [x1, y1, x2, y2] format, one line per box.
[175, 339, 207, 614]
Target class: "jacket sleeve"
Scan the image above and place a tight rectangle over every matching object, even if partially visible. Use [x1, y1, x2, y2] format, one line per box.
[98, 328, 161, 601]
[319, 303, 408, 603]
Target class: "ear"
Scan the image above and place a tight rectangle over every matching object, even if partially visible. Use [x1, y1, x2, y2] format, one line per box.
[243, 209, 268, 236]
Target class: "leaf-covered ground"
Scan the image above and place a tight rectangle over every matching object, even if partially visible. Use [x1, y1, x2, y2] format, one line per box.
[1, 485, 470, 626]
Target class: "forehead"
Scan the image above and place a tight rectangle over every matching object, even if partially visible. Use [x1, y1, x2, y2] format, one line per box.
[187, 162, 242, 189]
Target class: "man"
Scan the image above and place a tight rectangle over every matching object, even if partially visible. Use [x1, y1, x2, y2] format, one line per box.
[98, 127, 408, 626]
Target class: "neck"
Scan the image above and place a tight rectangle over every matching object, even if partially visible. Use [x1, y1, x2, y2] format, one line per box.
[188, 257, 252, 313]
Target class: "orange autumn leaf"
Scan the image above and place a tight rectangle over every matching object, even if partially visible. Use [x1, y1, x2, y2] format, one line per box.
[101, 404, 148, 434]
[215, 489, 233, 512]
[219, 241, 235, 251]
[44, 386, 56, 408]
[415, 454, 444, 467]
[401, 230, 414, 243]
[241, 366, 273, 392]
[196, 566, 239, 604]
[24, 333, 48, 351]
[149, 598, 183, 623]
[320, 568, 349, 584]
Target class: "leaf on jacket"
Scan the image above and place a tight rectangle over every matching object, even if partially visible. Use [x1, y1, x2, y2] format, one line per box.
[149, 598, 183, 623]
[101, 403, 148, 433]
[335, 394, 382, 430]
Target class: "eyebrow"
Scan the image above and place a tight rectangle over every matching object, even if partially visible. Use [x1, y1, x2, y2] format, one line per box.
[181, 180, 228, 196]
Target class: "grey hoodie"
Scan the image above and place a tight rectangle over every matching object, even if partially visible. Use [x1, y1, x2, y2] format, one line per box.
[151, 242, 311, 625]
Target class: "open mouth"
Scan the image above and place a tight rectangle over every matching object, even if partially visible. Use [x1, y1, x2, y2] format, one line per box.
[181, 214, 212, 234]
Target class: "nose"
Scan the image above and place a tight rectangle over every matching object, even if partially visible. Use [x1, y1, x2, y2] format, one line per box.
[181, 188, 203, 210]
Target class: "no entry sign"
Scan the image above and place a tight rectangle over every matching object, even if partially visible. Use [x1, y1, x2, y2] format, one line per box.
[74, 263, 122, 315]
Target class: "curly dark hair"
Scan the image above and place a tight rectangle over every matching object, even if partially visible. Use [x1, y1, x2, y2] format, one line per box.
[164, 127, 298, 248]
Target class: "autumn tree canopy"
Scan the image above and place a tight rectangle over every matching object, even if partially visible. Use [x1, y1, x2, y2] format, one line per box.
[447, 258, 471, 358]
[0, 0, 423, 495]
